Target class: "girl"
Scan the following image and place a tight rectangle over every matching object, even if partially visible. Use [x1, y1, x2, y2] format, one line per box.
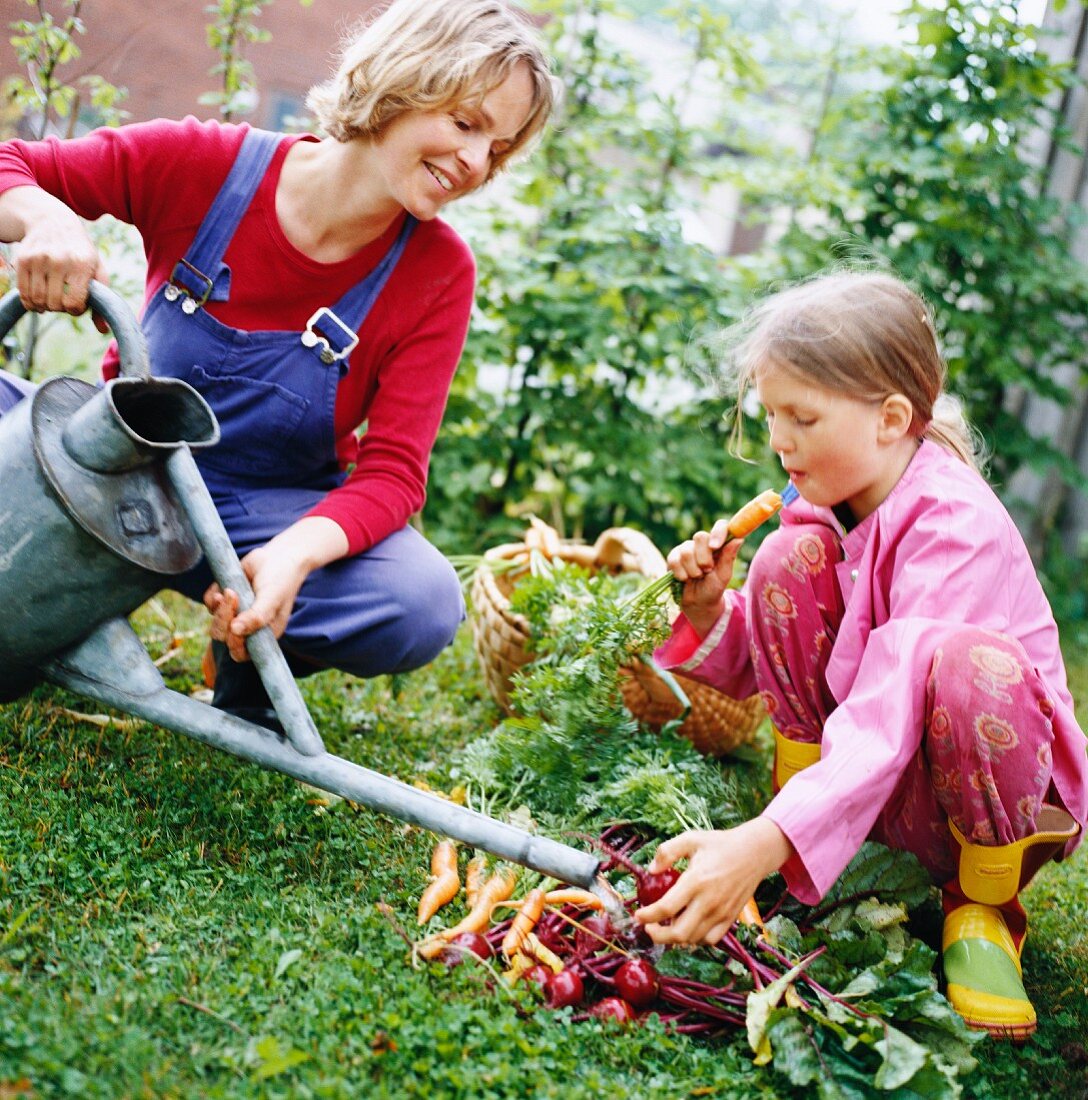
[633, 271, 1086, 1041]
[0, 0, 557, 729]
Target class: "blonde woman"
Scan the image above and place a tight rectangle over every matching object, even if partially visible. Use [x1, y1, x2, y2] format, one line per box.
[0, 0, 557, 729]
[635, 271, 1086, 1042]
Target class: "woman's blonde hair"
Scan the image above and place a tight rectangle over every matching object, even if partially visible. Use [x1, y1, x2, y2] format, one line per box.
[726, 270, 984, 470]
[306, 0, 557, 179]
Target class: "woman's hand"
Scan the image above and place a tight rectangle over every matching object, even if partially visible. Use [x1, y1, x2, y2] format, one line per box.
[666, 518, 744, 638]
[202, 516, 349, 662]
[634, 818, 793, 946]
[1, 185, 109, 329]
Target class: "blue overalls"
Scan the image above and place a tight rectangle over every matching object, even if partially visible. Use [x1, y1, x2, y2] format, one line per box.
[0, 368, 35, 414]
[41, 128, 462, 677]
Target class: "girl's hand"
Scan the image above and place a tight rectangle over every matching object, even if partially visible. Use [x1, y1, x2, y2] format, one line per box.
[202, 516, 349, 662]
[665, 518, 744, 638]
[634, 818, 793, 946]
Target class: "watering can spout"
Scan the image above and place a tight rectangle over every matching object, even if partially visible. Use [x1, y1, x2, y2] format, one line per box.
[61, 376, 219, 473]
[44, 618, 605, 892]
[1, 280, 608, 895]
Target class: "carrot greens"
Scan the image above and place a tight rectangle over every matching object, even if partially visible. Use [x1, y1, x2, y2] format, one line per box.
[433, 558, 984, 1098]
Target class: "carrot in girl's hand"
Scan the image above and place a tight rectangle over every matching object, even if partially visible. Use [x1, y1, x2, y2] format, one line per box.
[726, 489, 783, 540]
[502, 887, 548, 959]
[417, 839, 461, 924]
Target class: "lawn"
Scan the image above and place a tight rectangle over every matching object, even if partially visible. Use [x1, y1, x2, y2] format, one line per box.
[1, 592, 1086, 1099]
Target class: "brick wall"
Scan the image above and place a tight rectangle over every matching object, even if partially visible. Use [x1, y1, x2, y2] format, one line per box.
[0, 0, 385, 129]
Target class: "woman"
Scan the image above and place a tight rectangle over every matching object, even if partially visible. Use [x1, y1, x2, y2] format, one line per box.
[0, 0, 557, 728]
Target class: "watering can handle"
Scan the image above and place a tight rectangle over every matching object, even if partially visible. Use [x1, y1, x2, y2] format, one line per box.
[0, 280, 151, 379]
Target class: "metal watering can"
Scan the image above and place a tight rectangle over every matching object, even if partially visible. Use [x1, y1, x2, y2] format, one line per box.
[0, 284, 610, 902]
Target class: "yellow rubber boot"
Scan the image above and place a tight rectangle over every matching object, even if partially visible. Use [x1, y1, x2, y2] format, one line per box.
[942, 807, 1079, 1041]
[772, 726, 821, 792]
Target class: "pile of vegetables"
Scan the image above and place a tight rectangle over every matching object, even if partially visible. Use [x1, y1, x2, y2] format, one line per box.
[410, 832, 982, 1095]
[408, 543, 982, 1095]
[413, 829, 759, 1033]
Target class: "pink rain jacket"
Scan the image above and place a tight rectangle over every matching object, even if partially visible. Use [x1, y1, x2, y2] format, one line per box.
[655, 440, 1088, 903]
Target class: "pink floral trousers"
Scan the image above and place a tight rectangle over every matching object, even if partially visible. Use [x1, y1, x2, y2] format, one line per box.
[747, 523, 1060, 887]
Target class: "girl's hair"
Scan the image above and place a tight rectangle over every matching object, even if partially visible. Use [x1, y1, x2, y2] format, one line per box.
[306, 0, 558, 179]
[727, 270, 984, 470]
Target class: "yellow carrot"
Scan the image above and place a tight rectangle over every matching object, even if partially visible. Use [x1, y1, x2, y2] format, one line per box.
[417, 840, 460, 925]
[523, 932, 563, 974]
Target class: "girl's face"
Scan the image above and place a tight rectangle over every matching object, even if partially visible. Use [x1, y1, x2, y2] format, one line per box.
[755, 364, 916, 524]
[371, 62, 535, 219]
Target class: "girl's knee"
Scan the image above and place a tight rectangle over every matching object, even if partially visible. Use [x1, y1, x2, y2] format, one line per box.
[747, 523, 841, 592]
[929, 627, 1038, 704]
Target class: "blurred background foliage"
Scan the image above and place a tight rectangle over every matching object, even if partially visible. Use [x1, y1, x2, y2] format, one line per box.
[3, 0, 1087, 618]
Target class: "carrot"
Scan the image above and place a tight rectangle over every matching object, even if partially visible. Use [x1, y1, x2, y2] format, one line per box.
[523, 932, 563, 974]
[417, 839, 460, 925]
[501, 887, 548, 959]
[465, 854, 487, 908]
[726, 489, 783, 540]
[543, 887, 604, 910]
[417, 867, 519, 960]
[738, 896, 765, 932]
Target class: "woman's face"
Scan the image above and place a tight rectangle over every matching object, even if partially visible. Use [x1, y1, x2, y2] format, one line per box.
[755, 364, 913, 524]
[371, 62, 535, 219]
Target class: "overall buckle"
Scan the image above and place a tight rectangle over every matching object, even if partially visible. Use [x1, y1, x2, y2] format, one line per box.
[164, 260, 214, 314]
[301, 307, 359, 364]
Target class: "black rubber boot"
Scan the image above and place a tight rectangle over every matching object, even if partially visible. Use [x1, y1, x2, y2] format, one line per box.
[210, 640, 285, 735]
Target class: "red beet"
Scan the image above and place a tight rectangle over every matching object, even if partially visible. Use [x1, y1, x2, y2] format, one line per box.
[448, 932, 493, 960]
[544, 968, 584, 1008]
[574, 914, 616, 953]
[522, 964, 552, 989]
[590, 997, 635, 1024]
[614, 958, 660, 1009]
[636, 869, 680, 907]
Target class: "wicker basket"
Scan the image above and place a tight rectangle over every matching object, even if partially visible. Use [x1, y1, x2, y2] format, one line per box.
[469, 519, 765, 756]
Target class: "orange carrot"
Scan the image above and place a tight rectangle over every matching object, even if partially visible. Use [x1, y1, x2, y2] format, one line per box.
[417, 867, 519, 960]
[465, 854, 487, 908]
[417, 839, 460, 925]
[738, 896, 765, 932]
[726, 489, 783, 540]
[543, 887, 604, 910]
[502, 887, 548, 959]
[444, 868, 518, 937]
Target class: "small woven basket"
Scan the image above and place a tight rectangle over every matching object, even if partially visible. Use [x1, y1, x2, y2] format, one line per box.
[469, 519, 765, 757]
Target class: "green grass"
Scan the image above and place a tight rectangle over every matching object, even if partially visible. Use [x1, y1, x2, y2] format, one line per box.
[1, 593, 1087, 1098]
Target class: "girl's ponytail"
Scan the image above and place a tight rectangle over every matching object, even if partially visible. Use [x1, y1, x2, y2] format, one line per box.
[924, 392, 987, 473]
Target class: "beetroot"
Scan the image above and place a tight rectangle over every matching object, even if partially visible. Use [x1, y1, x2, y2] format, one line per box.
[613, 958, 660, 1009]
[574, 914, 616, 953]
[448, 932, 493, 961]
[636, 869, 680, 907]
[544, 968, 584, 1009]
[522, 964, 552, 989]
[590, 997, 635, 1024]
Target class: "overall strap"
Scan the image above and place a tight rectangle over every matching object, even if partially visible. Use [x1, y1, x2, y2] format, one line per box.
[165, 128, 284, 313]
[301, 215, 418, 365]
